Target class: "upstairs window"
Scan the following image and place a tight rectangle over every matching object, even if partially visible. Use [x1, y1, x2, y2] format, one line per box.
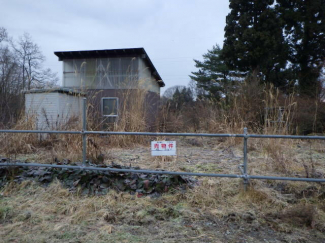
[102, 97, 118, 117]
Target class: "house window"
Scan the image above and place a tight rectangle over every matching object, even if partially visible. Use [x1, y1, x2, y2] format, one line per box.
[102, 97, 118, 117]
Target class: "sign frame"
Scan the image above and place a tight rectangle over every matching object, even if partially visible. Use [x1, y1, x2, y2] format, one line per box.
[151, 141, 176, 156]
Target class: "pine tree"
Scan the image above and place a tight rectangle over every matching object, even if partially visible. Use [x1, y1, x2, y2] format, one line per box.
[170, 87, 193, 110]
[277, 0, 325, 98]
[189, 44, 240, 104]
[222, 0, 289, 88]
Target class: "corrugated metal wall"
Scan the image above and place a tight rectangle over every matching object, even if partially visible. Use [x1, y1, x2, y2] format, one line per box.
[63, 57, 138, 89]
[62, 57, 160, 94]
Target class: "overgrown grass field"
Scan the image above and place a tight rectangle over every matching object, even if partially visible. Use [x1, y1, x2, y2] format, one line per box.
[1, 84, 325, 242]
[1, 137, 325, 242]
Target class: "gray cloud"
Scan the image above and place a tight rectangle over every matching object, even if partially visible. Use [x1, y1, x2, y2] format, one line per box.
[0, 0, 230, 93]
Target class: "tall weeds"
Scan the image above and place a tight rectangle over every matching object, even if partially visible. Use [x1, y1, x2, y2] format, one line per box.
[0, 114, 39, 156]
[263, 84, 296, 135]
[103, 88, 149, 147]
[1, 72, 325, 171]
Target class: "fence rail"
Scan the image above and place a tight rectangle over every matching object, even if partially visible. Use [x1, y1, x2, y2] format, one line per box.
[1, 98, 325, 190]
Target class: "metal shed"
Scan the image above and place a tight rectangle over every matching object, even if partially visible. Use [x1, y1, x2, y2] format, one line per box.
[24, 88, 85, 130]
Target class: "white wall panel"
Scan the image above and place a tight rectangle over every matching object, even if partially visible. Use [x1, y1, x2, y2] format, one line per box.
[25, 92, 82, 130]
[58, 93, 82, 125]
[25, 93, 60, 129]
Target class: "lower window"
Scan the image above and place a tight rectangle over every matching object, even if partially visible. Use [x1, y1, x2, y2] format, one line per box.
[102, 97, 118, 117]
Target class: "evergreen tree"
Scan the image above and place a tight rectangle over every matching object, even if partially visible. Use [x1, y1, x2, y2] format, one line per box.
[189, 44, 241, 104]
[171, 87, 193, 110]
[277, 0, 325, 98]
[222, 0, 289, 88]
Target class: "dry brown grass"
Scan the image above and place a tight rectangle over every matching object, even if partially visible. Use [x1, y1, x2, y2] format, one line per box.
[1, 79, 325, 242]
[0, 114, 39, 157]
[107, 88, 150, 147]
[1, 166, 325, 242]
[0, 87, 152, 163]
[0, 76, 321, 168]
[1, 133, 325, 242]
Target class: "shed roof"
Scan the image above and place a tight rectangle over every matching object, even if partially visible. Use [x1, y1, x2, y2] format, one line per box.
[54, 48, 165, 87]
[24, 88, 86, 96]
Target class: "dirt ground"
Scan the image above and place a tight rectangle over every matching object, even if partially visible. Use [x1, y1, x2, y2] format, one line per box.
[1, 137, 325, 242]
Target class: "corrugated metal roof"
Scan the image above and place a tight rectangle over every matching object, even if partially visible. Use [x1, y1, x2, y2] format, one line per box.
[54, 48, 164, 87]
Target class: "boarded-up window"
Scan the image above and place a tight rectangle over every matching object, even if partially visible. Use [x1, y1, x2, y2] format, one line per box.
[102, 98, 118, 117]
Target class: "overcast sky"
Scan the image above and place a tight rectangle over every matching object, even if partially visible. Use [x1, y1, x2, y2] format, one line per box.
[0, 0, 230, 93]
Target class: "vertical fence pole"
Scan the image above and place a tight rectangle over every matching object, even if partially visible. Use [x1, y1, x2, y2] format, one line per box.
[243, 127, 248, 191]
[82, 98, 87, 166]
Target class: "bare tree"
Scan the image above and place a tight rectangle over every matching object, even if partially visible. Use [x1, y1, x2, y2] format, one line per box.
[0, 27, 8, 43]
[11, 32, 58, 90]
[0, 28, 58, 125]
[0, 31, 22, 124]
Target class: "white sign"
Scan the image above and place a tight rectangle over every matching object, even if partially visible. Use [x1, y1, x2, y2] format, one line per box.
[151, 141, 176, 156]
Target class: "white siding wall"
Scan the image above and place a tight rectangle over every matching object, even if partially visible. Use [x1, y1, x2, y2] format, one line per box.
[25, 92, 82, 129]
[25, 93, 60, 129]
[58, 93, 82, 124]
[138, 59, 160, 94]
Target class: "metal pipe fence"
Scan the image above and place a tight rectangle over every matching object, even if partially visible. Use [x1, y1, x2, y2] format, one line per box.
[0, 98, 325, 189]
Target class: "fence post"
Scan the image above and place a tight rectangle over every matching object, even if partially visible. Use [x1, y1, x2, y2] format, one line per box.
[243, 127, 248, 191]
[82, 98, 87, 166]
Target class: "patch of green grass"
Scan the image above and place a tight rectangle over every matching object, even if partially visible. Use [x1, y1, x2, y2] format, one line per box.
[179, 164, 224, 173]
[99, 232, 144, 242]
[0, 205, 12, 220]
[55, 230, 77, 240]
[195, 163, 224, 173]
[137, 205, 182, 222]
[15, 154, 39, 162]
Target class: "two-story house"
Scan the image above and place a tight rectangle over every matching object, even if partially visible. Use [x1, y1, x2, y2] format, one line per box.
[25, 48, 164, 130]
